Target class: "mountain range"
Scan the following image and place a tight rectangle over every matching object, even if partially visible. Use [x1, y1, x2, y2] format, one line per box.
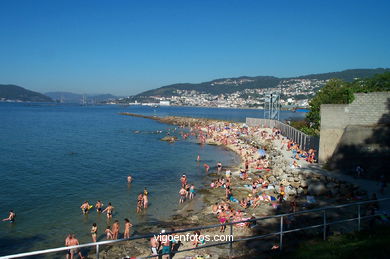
[135, 68, 390, 97]
[45, 92, 118, 103]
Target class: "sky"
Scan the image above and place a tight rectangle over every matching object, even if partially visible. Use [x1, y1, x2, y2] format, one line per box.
[0, 0, 389, 96]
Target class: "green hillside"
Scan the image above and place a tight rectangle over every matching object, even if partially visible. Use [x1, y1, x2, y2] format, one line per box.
[136, 68, 390, 97]
[0, 84, 53, 102]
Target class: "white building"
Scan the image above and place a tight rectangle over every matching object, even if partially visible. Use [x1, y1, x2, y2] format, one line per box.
[159, 101, 170, 106]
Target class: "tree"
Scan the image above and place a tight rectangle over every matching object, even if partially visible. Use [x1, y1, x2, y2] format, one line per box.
[302, 72, 390, 135]
[305, 79, 354, 131]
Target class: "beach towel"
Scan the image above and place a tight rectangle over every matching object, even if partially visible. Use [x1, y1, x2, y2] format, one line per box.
[230, 196, 239, 203]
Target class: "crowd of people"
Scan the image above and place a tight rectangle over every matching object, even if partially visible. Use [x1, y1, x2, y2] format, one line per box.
[3, 121, 346, 259]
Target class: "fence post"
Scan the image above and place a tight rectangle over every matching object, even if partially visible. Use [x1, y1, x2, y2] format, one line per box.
[169, 240, 173, 259]
[358, 205, 361, 231]
[323, 210, 327, 240]
[280, 216, 283, 250]
[96, 244, 99, 259]
[229, 223, 233, 258]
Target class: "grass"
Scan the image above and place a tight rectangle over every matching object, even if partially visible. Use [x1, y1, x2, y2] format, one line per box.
[275, 226, 390, 259]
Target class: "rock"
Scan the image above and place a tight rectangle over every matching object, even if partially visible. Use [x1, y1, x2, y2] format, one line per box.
[274, 168, 283, 176]
[326, 183, 339, 196]
[300, 180, 308, 188]
[280, 179, 289, 186]
[280, 174, 288, 180]
[286, 186, 297, 196]
[297, 187, 304, 195]
[268, 175, 276, 183]
[161, 136, 178, 142]
[308, 182, 327, 196]
[290, 181, 300, 189]
[288, 177, 294, 183]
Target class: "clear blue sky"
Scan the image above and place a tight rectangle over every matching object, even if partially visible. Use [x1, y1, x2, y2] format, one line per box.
[1, 0, 389, 96]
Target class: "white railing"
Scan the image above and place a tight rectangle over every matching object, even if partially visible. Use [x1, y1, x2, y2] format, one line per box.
[0, 197, 389, 259]
[246, 117, 319, 152]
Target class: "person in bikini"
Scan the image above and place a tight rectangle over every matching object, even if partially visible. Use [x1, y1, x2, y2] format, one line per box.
[102, 202, 114, 219]
[137, 193, 144, 213]
[95, 200, 103, 213]
[150, 235, 159, 258]
[124, 218, 133, 239]
[105, 226, 113, 240]
[143, 187, 149, 208]
[217, 162, 222, 173]
[2, 210, 16, 222]
[179, 187, 187, 204]
[218, 208, 228, 232]
[91, 223, 98, 242]
[180, 174, 187, 187]
[112, 220, 120, 239]
[80, 201, 90, 215]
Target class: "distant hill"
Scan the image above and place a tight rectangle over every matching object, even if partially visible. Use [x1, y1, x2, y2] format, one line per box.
[0, 84, 53, 102]
[45, 92, 118, 103]
[295, 68, 390, 81]
[136, 68, 390, 97]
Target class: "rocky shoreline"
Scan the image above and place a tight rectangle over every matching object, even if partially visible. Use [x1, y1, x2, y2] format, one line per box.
[97, 114, 368, 259]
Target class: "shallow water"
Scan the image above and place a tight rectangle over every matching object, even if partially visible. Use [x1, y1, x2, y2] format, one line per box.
[0, 103, 304, 255]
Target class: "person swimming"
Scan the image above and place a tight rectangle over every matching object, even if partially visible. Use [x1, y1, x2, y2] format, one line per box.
[2, 210, 16, 223]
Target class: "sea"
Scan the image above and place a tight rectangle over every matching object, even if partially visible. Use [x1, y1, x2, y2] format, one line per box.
[0, 103, 305, 256]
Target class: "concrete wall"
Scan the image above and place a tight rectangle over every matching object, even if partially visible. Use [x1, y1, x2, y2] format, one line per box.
[319, 92, 390, 163]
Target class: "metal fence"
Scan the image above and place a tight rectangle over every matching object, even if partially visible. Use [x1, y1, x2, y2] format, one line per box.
[1, 197, 389, 259]
[246, 117, 319, 152]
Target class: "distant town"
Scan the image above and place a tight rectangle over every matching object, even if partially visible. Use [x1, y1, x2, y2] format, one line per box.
[112, 78, 326, 109]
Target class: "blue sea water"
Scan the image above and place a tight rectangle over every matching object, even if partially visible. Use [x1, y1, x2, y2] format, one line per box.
[0, 103, 304, 256]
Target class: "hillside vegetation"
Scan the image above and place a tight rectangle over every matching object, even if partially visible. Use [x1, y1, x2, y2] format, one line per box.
[136, 68, 390, 97]
[0, 84, 52, 102]
[293, 72, 390, 135]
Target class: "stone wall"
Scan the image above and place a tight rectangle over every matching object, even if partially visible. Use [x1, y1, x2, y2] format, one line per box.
[319, 92, 390, 173]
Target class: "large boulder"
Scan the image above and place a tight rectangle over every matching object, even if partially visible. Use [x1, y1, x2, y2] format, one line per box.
[300, 180, 308, 188]
[161, 136, 178, 142]
[286, 186, 297, 196]
[290, 181, 301, 189]
[297, 187, 305, 195]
